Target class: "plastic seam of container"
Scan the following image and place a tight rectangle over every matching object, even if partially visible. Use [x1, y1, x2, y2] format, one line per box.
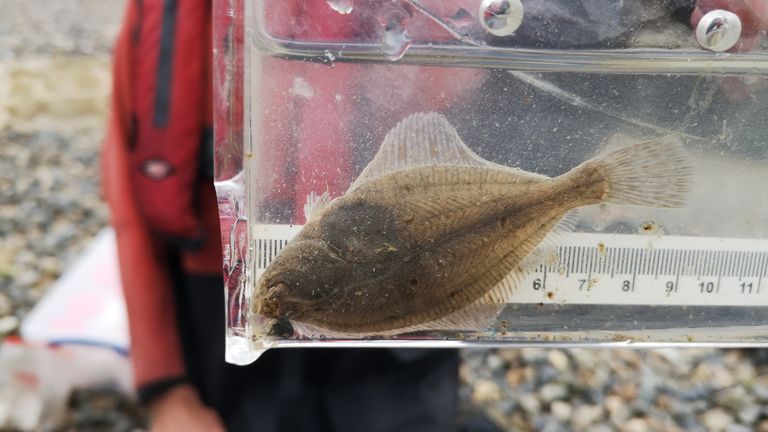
[248, 2, 768, 76]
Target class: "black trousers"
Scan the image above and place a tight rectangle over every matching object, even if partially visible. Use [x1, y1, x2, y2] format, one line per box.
[174, 274, 460, 432]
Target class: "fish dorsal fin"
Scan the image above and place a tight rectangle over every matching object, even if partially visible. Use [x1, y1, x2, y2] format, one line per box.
[303, 191, 332, 223]
[350, 112, 541, 191]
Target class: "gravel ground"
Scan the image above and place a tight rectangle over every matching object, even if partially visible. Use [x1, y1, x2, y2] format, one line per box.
[2, 1, 768, 431]
[0, 0, 118, 337]
[0, 0, 122, 60]
[0, 1, 144, 430]
[460, 348, 768, 432]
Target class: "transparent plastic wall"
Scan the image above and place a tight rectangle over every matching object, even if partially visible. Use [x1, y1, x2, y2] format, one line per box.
[213, 0, 768, 364]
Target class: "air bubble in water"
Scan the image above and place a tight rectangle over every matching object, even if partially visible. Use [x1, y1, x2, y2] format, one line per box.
[479, 0, 523, 37]
[379, 5, 413, 61]
[326, 0, 353, 15]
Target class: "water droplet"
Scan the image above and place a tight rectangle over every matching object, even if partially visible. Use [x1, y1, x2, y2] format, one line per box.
[379, 5, 413, 61]
[326, 0, 353, 15]
[696, 9, 742, 52]
[479, 0, 523, 37]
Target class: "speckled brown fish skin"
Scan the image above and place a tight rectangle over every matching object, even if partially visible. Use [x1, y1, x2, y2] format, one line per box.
[254, 114, 691, 334]
[260, 164, 618, 332]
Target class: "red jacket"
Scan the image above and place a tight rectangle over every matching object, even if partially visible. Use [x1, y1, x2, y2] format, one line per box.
[103, 0, 220, 389]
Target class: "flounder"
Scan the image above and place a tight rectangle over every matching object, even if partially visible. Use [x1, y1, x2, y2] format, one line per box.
[254, 113, 692, 336]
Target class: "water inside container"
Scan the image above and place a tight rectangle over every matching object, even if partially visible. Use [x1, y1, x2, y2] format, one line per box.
[215, 0, 768, 362]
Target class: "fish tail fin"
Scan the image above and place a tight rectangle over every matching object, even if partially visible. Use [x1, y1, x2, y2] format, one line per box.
[582, 136, 693, 208]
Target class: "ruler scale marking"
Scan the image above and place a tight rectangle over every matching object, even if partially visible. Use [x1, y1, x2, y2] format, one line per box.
[696, 249, 704, 279]
[619, 247, 626, 275]
[643, 248, 651, 278]
[621, 247, 628, 275]
[717, 250, 728, 293]
[758, 252, 767, 293]
[573, 246, 580, 275]
[647, 248, 654, 277]
[252, 225, 768, 307]
[576, 246, 583, 275]
[739, 252, 746, 280]
[261, 239, 267, 269]
[673, 248, 681, 294]
[727, 250, 736, 278]
[743, 251, 753, 278]
[751, 251, 760, 277]
[631, 248, 638, 292]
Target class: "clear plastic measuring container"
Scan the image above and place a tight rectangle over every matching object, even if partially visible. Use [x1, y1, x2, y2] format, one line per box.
[212, 0, 768, 364]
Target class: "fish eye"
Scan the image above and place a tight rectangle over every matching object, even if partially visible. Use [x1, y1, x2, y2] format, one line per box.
[268, 319, 294, 337]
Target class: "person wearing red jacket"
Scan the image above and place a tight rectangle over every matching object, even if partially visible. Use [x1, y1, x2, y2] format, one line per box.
[102, 0, 765, 430]
[102, 1, 473, 431]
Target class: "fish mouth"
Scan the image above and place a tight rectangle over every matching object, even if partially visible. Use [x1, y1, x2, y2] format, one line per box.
[256, 281, 323, 322]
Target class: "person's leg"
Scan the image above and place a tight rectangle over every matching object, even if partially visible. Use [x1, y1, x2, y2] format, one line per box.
[176, 272, 459, 432]
[323, 349, 460, 432]
[175, 273, 282, 431]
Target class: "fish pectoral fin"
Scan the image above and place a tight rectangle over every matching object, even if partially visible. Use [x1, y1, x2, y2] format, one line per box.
[290, 321, 378, 339]
[519, 209, 579, 271]
[473, 265, 529, 305]
[303, 190, 333, 222]
[291, 301, 505, 338]
[398, 301, 505, 333]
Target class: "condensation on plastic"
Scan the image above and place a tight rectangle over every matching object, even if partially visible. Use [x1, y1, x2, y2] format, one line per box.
[213, 0, 768, 364]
